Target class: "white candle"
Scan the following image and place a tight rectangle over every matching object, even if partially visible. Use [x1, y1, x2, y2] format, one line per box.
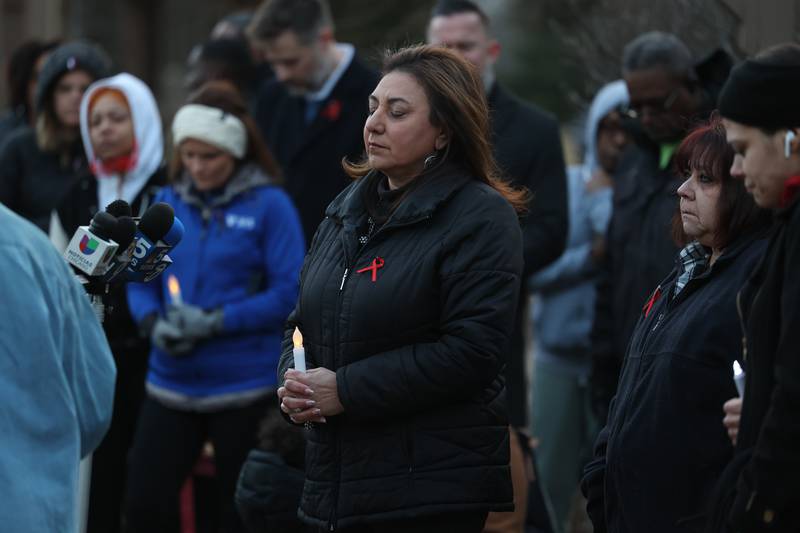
[733, 360, 745, 398]
[292, 327, 306, 372]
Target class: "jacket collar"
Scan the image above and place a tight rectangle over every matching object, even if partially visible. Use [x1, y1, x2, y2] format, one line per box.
[288, 56, 375, 162]
[487, 83, 516, 140]
[325, 162, 472, 227]
[174, 163, 277, 210]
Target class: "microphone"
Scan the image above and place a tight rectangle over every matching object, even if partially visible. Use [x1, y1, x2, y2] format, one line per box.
[123, 202, 183, 282]
[100, 215, 138, 282]
[106, 199, 133, 218]
[64, 211, 120, 276]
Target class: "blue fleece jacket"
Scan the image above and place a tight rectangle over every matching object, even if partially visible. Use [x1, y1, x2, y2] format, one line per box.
[127, 164, 305, 399]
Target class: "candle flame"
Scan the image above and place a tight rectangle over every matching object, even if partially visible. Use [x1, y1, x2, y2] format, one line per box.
[167, 275, 181, 298]
[292, 327, 303, 349]
[733, 360, 743, 376]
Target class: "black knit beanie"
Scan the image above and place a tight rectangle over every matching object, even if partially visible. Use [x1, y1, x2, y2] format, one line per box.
[34, 41, 112, 112]
[718, 59, 800, 130]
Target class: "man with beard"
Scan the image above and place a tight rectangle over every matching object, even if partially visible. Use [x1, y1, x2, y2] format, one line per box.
[247, 0, 378, 242]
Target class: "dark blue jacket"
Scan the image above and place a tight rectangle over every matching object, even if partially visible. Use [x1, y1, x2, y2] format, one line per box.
[127, 164, 305, 398]
[582, 233, 767, 533]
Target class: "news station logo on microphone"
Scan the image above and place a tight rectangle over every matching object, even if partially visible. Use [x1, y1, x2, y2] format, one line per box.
[64, 212, 120, 277]
[79, 235, 100, 255]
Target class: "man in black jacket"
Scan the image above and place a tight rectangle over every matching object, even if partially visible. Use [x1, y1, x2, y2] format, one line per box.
[427, 0, 568, 429]
[247, 0, 378, 242]
[589, 32, 707, 422]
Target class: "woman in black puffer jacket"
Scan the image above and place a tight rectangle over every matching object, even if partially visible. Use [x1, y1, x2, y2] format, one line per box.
[276, 45, 526, 532]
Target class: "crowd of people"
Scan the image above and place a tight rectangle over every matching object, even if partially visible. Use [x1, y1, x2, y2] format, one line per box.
[0, 1, 798, 533]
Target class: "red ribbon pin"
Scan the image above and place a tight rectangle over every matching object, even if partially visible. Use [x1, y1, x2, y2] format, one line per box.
[356, 257, 385, 282]
[642, 286, 662, 318]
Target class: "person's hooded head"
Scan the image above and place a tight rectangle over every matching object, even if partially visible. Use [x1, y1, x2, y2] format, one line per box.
[79, 72, 164, 211]
[35, 41, 111, 151]
[583, 80, 629, 175]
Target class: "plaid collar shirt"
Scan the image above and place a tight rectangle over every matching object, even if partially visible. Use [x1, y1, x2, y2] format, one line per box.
[673, 240, 711, 297]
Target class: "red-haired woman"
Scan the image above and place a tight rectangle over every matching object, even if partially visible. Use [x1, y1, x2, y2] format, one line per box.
[581, 117, 771, 533]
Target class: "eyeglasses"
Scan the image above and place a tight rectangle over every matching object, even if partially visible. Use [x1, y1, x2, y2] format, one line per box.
[624, 88, 680, 120]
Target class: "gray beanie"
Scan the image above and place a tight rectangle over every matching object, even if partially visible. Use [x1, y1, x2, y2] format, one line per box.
[35, 41, 112, 112]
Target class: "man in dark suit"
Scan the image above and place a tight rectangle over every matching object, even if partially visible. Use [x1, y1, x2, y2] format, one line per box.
[428, 3, 568, 530]
[427, 0, 568, 429]
[247, 0, 378, 242]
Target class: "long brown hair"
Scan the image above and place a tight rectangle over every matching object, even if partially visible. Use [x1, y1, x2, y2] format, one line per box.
[169, 79, 282, 181]
[343, 44, 529, 214]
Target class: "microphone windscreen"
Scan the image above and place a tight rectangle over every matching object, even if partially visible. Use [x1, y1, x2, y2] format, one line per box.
[112, 216, 137, 252]
[138, 202, 174, 241]
[89, 211, 118, 241]
[106, 199, 132, 218]
[162, 216, 185, 246]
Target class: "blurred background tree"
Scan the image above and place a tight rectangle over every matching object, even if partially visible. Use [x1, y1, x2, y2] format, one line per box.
[0, 0, 797, 150]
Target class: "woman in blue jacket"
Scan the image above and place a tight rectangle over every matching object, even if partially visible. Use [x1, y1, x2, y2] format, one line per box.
[581, 117, 771, 533]
[124, 80, 305, 533]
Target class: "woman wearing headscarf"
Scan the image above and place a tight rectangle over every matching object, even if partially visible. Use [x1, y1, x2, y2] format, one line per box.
[0, 40, 110, 234]
[277, 44, 526, 532]
[124, 81, 305, 533]
[57, 72, 167, 533]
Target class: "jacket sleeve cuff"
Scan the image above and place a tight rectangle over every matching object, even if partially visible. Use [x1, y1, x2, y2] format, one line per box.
[335, 366, 355, 416]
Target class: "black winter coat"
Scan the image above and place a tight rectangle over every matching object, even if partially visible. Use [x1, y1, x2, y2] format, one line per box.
[236, 450, 306, 533]
[254, 56, 379, 244]
[488, 83, 568, 426]
[589, 143, 682, 418]
[710, 194, 800, 533]
[0, 126, 91, 232]
[277, 166, 523, 530]
[582, 233, 767, 533]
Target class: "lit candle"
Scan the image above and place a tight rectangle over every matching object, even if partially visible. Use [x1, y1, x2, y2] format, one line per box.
[733, 360, 745, 398]
[292, 327, 306, 372]
[167, 274, 183, 306]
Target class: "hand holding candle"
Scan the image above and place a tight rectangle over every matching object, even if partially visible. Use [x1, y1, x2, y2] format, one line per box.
[292, 327, 307, 372]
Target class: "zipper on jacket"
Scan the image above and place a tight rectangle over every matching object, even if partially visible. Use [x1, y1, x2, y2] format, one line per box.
[325, 213, 432, 531]
[736, 290, 748, 362]
[651, 312, 665, 332]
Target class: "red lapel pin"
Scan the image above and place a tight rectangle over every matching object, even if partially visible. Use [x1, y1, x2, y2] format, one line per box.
[356, 257, 385, 282]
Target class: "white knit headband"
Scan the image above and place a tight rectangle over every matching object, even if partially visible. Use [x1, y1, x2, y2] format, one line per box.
[172, 104, 247, 159]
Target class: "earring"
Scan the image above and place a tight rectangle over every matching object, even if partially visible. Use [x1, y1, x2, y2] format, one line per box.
[423, 153, 438, 170]
[785, 130, 796, 159]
